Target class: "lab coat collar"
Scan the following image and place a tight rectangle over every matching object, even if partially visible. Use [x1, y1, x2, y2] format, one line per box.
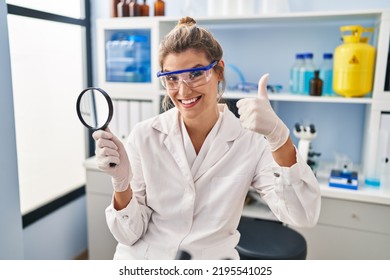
[151, 104, 242, 182]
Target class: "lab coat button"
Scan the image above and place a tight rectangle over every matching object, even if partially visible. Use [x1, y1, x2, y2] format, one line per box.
[123, 215, 129, 219]
[273, 172, 280, 178]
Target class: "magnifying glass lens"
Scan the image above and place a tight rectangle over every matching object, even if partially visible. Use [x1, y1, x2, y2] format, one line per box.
[76, 87, 113, 131]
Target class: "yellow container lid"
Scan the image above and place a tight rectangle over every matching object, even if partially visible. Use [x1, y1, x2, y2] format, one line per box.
[340, 25, 374, 43]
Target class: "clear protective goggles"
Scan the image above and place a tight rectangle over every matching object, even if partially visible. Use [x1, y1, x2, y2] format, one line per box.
[157, 60, 218, 91]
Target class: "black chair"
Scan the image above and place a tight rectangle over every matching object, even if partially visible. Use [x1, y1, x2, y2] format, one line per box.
[236, 216, 307, 260]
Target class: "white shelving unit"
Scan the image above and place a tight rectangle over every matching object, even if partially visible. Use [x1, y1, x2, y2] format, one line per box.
[225, 91, 374, 104]
[88, 10, 390, 259]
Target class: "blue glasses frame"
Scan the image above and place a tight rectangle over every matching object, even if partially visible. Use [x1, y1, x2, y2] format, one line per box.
[156, 60, 218, 77]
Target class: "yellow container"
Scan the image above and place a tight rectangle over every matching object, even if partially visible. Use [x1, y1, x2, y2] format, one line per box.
[333, 25, 376, 97]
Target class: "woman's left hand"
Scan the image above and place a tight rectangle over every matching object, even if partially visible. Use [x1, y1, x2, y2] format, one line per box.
[236, 74, 289, 151]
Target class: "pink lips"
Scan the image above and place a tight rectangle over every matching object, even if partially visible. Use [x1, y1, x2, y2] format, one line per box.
[179, 96, 201, 108]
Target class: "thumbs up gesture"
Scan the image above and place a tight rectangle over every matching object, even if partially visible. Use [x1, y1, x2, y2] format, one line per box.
[236, 74, 290, 151]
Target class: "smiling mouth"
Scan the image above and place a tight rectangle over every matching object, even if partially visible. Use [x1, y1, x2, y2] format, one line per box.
[179, 96, 201, 105]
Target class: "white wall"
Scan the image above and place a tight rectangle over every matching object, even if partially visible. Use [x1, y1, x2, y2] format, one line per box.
[0, 0, 24, 259]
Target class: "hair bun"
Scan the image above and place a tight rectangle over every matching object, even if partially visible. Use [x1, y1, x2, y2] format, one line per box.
[177, 16, 197, 27]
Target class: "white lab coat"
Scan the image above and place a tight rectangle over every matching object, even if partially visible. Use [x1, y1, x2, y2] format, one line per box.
[105, 104, 321, 260]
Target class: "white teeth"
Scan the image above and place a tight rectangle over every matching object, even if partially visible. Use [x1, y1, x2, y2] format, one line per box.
[181, 97, 199, 105]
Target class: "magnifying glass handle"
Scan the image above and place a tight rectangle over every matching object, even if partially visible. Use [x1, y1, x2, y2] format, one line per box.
[109, 163, 117, 167]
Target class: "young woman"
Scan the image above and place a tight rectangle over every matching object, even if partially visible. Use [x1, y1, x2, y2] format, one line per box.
[92, 17, 321, 260]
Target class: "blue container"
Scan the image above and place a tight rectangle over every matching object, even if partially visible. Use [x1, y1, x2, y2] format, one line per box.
[106, 32, 151, 83]
[289, 53, 304, 94]
[319, 53, 334, 96]
[298, 53, 316, 95]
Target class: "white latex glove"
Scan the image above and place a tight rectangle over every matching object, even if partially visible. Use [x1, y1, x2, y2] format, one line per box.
[236, 74, 290, 152]
[92, 128, 132, 192]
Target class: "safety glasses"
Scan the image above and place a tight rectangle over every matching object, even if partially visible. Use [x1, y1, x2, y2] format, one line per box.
[157, 61, 218, 91]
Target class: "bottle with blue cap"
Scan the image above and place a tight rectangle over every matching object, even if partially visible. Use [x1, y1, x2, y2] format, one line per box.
[289, 53, 304, 94]
[298, 53, 316, 95]
[319, 53, 334, 96]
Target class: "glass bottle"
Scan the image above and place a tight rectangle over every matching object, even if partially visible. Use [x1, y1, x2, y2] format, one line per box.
[112, 0, 121, 17]
[117, 0, 129, 17]
[154, 0, 165, 16]
[299, 53, 316, 95]
[319, 53, 334, 96]
[289, 53, 304, 94]
[310, 70, 323, 96]
[129, 0, 141, 16]
[140, 0, 150, 16]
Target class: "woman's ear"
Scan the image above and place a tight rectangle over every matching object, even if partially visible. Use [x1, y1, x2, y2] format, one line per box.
[217, 59, 225, 81]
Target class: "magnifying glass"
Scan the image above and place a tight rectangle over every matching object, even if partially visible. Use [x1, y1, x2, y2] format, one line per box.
[76, 87, 116, 167]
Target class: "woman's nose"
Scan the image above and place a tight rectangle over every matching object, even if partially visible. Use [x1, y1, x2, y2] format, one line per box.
[178, 80, 192, 95]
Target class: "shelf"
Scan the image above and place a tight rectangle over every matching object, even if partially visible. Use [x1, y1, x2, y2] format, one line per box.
[314, 161, 390, 205]
[223, 91, 373, 104]
[319, 178, 390, 206]
[158, 90, 373, 104]
[160, 9, 387, 26]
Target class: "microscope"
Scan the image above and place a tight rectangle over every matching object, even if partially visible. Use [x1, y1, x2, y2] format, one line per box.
[293, 123, 321, 171]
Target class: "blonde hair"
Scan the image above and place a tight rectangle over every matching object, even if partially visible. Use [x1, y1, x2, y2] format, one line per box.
[158, 17, 226, 111]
